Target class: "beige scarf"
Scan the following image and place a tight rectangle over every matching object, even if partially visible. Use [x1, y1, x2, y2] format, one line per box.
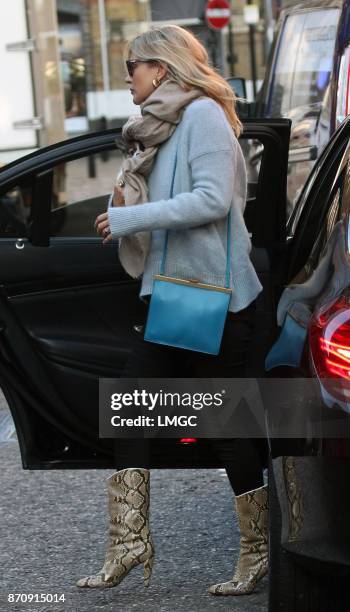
[114, 79, 204, 278]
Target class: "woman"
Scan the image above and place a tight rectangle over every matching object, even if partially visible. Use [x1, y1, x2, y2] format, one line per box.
[77, 25, 268, 596]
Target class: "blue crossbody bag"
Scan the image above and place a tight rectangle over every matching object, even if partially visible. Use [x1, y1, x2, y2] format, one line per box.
[144, 153, 232, 355]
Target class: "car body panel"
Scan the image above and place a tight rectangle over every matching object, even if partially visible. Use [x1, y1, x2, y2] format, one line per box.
[272, 455, 350, 573]
[269, 117, 350, 575]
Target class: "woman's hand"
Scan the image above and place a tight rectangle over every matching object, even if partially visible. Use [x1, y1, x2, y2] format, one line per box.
[94, 212, 113, 245]
[94, 183, 125, 244]
[112, 184, 125, 207]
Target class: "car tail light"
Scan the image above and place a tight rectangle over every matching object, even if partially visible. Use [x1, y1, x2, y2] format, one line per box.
[179, 438, 197, 444]
[309, 294, 350, 403]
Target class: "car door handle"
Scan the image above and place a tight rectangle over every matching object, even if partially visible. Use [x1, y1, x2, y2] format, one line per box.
[15, 238, 25, 250]
[133, 324, 144, 334]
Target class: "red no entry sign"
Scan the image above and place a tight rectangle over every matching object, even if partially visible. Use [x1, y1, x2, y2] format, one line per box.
[205, 0, 231, 30]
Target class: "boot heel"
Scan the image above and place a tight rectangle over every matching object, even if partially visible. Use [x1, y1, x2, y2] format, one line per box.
[143, 556, 154, 587]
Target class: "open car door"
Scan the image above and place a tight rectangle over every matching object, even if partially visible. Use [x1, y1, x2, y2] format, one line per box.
[0, 119, 291, 469]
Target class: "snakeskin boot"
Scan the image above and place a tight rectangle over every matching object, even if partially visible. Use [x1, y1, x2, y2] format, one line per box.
[208, 484, 268, 596]
[76, 468, 154, 589]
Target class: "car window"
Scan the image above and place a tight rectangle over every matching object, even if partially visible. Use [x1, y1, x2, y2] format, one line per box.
[238, 138, 266, 237]
[51, 150, 125, 237]
[0, 181, 32, 238]
[288, 139, 350, 279]
[302, 185, 342, 280]
[50, 140, 267, 240]
[268, 8, 339, 118]
[288, 138, 350, 282]
[239, 139, 264, 193]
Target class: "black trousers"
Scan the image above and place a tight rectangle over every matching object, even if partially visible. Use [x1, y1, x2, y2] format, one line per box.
[114, 301, 267, 496]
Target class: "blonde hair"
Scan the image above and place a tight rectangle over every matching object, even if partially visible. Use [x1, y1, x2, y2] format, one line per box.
[124, 25, 243, 137]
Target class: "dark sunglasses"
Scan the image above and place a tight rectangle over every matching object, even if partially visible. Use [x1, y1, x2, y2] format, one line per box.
[126, 59, 157, 77]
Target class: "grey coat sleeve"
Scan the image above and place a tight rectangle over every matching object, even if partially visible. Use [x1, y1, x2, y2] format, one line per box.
[107, 147, 235, 238]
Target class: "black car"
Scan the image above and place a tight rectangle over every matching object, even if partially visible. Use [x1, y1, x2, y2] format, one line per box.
[0, 116, 350, 610]
[266, 116, 350, 610]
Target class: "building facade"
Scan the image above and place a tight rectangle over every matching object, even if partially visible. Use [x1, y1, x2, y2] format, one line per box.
[56, 0, 279, 130]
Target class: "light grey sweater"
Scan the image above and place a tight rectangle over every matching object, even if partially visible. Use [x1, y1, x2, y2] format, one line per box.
[108, 97, 262, 312]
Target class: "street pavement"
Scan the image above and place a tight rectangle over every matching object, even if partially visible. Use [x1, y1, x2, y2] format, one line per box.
[0, 395, 268, 612]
